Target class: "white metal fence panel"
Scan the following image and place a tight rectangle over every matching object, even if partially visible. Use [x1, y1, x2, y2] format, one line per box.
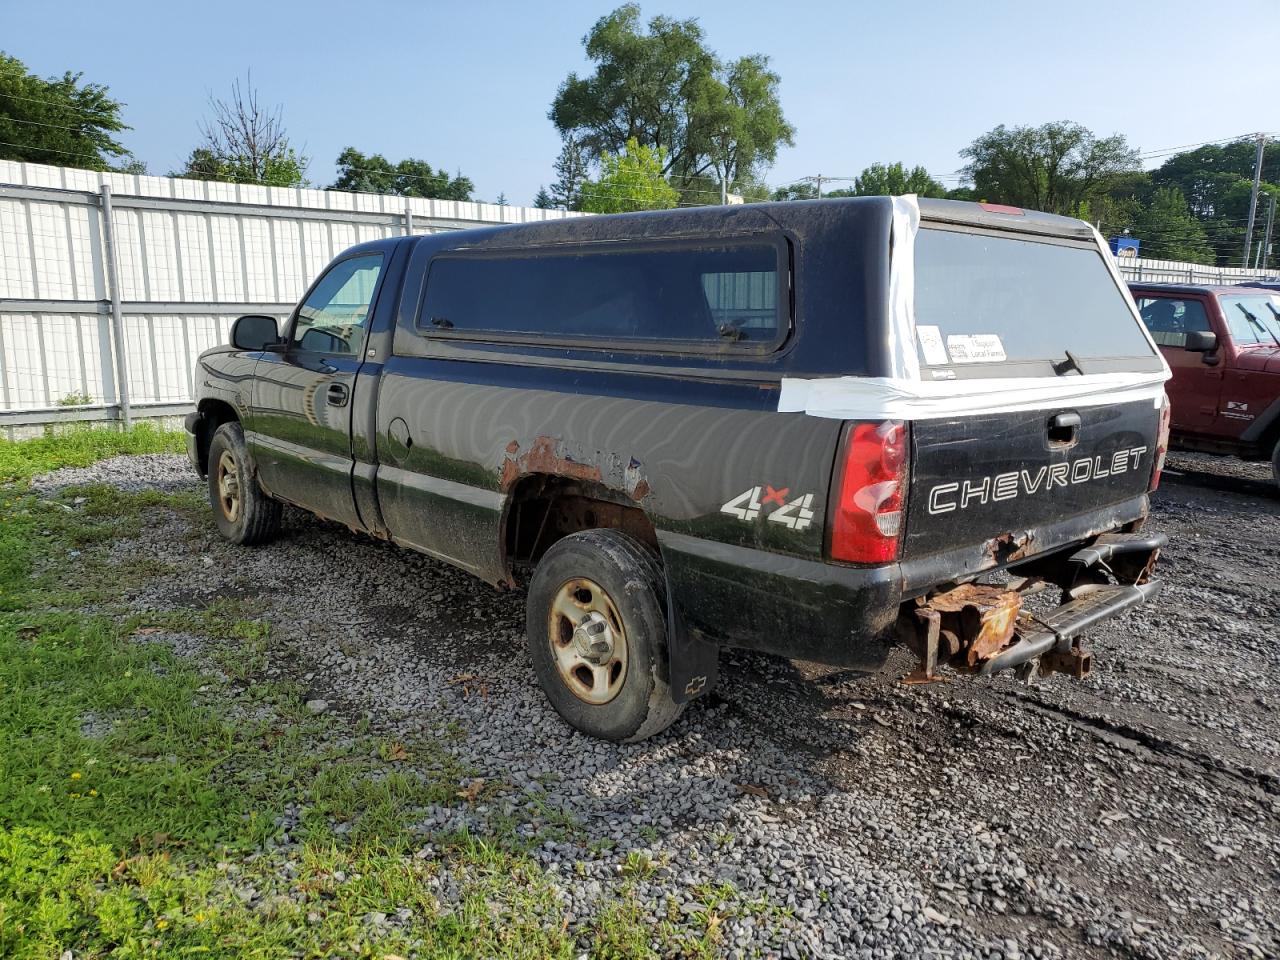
[1113, 255, 1277, 285]
[4, 159, 1279, 431]
[0, 159, 584, 428]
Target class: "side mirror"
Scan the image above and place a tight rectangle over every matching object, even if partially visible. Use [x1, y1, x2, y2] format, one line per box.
[1182, 330, 1218, 352]
[230, 314, 282, 351]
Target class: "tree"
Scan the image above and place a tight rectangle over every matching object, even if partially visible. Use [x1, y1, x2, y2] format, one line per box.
[533, 186, 555, 209]
[548, 138, 591, 209]
[852, 162, 946, 198]
[771, 181, 818, 202]
[0, 52, 131, 170]
[960, 121, 1138, 216]
[1092, 170, 1154, 237]
[1152, 139, 1280, 219]
[578, 138, 678, 213]
[330, 147, 473, 200]
[1152, 138, 1280, 265]
[1127, 186, 1214, 264]
[176, 76, 306, 186]
[550, 5, 793, 200]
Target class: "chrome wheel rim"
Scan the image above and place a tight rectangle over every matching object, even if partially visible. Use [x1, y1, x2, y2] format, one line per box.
[548, 577, 627, 705]
[216, 450, 241, 522]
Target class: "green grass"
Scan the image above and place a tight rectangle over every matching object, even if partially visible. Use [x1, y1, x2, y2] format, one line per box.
[0, 422, 184, 484]
[0, 430, 728, 958]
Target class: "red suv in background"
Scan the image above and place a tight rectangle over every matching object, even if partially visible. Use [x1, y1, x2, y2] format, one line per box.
[1128, 283, 1280, 486]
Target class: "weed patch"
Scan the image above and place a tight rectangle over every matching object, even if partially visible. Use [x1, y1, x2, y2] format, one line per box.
[0, 437, 647, 958]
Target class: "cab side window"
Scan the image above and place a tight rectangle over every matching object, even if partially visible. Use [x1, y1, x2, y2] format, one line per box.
[1136, 296, 1210, 348]
[291, 254, 384, 356]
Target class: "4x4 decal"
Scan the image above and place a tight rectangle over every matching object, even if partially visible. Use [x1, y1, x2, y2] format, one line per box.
[721, 486, 816, 530]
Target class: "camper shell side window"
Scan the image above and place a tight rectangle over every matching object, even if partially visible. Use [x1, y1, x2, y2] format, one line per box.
[410, 235, 792, 356]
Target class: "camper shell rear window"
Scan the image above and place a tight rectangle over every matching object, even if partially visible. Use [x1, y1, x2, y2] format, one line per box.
[913, 226, 1161, 378]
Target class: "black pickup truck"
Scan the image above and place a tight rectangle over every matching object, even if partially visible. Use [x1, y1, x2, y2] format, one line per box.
[186, 197, 1170, 741]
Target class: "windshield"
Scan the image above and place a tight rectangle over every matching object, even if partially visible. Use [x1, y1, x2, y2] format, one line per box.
[1219, 293, 1280, 346]
[913, 227, 1159, 376]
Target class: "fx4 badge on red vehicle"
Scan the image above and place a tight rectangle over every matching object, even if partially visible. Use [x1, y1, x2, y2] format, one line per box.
[720, 485, 816, 530]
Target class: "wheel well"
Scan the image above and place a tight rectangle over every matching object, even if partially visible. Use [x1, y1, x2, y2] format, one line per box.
[1260, 417, 1280, 460]
[503, 475, 658, 578]
[194, 399, 239, 476]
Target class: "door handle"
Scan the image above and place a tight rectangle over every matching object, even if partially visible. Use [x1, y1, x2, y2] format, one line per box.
[326, 382, 349, 407]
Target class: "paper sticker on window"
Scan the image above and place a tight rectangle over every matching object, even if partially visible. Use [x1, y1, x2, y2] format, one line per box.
[916, 325, 949, 365]
[946, 334, 1007, 363]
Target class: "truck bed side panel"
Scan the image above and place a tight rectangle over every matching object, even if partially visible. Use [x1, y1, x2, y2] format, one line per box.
[373, 357, 845, 652]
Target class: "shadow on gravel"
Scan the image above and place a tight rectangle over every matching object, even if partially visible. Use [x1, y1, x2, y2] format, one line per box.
[1161, 466, 1277, 500]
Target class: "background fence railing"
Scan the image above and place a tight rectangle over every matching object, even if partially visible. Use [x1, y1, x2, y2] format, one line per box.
[0, 160, 582, 432]
[3, 159, 1278, 434]
[1112, 254, 1277, 285]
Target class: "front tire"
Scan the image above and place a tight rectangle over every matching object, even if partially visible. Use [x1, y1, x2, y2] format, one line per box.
[207, 421, 282, 545]
[526, 530, 683, 742]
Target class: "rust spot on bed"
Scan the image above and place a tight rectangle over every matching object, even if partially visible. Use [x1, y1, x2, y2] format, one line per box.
[500, 436, 604, 490]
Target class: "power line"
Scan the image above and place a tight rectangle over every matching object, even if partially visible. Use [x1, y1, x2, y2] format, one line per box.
[0, 114, 116, 135]
[1135, 132, 1274, 160]
[0, 89, 127, 111]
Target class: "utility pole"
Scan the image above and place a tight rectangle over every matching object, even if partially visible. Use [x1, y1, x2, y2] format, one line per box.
[814, 174, 824, 199]
[1262, 195, 1277, 272]
[1242, 133, 1267, 266]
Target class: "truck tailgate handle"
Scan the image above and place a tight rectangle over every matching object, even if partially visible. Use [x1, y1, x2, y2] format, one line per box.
[1047, 411, 1080, 445]
[326, 382, 349, 407]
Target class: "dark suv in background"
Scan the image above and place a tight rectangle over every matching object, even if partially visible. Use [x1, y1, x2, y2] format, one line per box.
[1129, 283, 1280, 486]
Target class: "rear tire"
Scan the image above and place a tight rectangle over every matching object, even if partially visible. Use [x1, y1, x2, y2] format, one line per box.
[207, 421, 282, 546]
[526, 530, 683, 742]
[1272, 437, 1280, 492]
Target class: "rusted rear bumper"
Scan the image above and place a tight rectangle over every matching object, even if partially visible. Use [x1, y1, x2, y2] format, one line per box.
[898, 532, 1166, 682]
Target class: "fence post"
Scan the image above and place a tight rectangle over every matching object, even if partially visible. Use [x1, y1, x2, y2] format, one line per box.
[404, 205, 414, 236]
[99, 184, 132, 429]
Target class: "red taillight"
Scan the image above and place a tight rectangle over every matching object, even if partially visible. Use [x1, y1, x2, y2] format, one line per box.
[1149, 394, 1171, 492]
[828, 420, 909, 564]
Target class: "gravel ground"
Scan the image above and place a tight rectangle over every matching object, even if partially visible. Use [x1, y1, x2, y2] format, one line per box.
[36, 451, 1280, 959]
[30, 453, 198, 494]
[1165, 450, 1275, 487]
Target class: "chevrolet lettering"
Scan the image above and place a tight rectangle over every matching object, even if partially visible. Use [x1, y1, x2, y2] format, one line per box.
[928, 446, 1151, 514]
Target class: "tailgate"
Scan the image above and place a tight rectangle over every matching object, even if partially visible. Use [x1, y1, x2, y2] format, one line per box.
[903, 399, 1158, 563]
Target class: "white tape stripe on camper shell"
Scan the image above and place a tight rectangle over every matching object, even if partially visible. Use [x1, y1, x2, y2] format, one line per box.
[886, 195, 922, 382]
[779, 195, 1171, 421]
[777, 372, 1168, 421]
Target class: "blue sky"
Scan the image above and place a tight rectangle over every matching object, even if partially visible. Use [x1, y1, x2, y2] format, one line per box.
[3, 0, 1277, 205]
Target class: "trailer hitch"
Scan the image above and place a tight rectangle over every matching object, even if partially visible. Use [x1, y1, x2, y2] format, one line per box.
[899, 532, 1166, 683]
